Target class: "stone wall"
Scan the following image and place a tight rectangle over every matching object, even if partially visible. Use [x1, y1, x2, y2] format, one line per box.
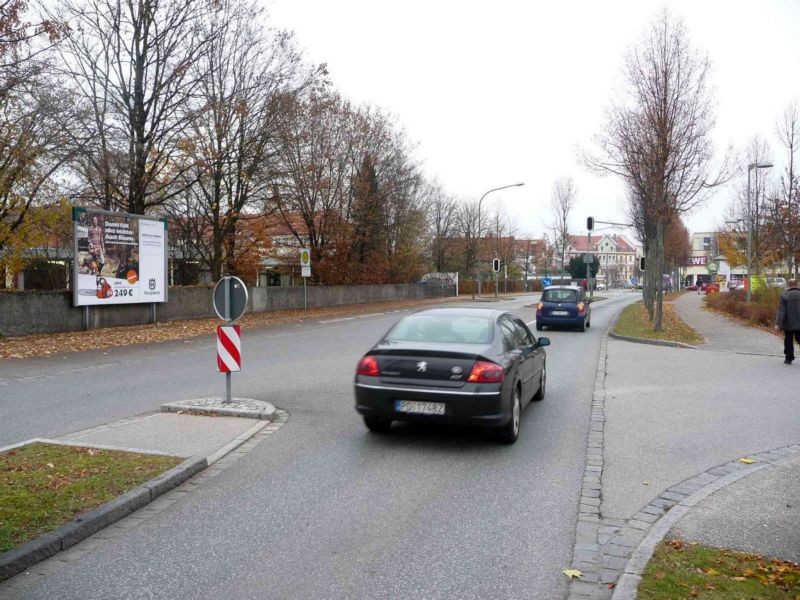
[0, 284, 441, 337]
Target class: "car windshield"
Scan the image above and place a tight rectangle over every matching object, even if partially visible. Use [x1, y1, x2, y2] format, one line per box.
[542, 289, 579, 303]
[386, 314, 492, 344]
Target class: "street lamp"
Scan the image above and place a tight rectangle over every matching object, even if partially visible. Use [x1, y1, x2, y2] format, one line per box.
[474, 182, 524, 298]
[745, 161, 773, 301]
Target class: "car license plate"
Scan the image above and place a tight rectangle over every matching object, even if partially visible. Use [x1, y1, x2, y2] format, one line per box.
[395, 400, 445, 415]
[552, 310, 569, 316]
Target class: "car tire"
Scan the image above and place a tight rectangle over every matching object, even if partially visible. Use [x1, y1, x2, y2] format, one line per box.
[496, 385, 521, 444]
[579, 319, 586, 332]
[536, 323, 543, 331]
[363, 416, 392, 433]
[533, 363, 546, 401]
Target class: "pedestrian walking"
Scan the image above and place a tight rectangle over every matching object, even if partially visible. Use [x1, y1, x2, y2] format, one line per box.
[775, 278, 800, 364]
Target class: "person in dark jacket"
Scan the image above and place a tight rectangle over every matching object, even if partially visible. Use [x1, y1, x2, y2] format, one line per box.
[775, 279, 800, 364]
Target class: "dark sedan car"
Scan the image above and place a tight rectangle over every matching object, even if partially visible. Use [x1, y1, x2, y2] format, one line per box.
[354, 308, 549, 444]
[535, 285, 591, 332]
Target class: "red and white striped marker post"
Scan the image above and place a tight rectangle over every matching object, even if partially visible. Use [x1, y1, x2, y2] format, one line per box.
[217, 325, 241, 373]
[217, 324, 241, 404]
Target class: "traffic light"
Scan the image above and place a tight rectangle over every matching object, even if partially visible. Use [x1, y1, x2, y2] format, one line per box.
[587, 216, 594, 231]
[492, 258, 501, 273]
[639, 256, 646, 271]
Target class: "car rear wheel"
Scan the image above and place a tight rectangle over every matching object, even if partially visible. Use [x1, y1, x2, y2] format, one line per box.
[363, 416, 392, 433]
[536, 323, 543, 331]
[533, 363, 546, 401]
[578, 319, 586, 332]
[496, 385, 521, 444]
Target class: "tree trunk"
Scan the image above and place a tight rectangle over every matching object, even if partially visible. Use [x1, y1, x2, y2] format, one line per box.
[653, 220, 665, 331]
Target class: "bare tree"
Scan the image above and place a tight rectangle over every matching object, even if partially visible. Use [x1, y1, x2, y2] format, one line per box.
[51, 0, 217, 214]
[550, 177, 575, 280]
[457, 199, 480, 296]
[766, 102, 800, 275]
[588, 10, 726, 329]
[424, 182, 458, 272]
[177, 0, 316, 280]
[0, 2, 74, 279]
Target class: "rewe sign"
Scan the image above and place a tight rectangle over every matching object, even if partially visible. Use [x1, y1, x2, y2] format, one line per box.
[687, 256, 708, 266]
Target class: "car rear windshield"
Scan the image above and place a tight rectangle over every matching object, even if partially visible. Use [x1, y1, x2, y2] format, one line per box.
[386, 315, 492, 344]
[542, 289, 579, 303]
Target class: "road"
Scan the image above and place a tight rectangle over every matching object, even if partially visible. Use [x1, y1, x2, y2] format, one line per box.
[1, 291, 637, 599]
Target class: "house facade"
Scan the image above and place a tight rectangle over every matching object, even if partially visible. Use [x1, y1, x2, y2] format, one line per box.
[566, 234, 640, 286]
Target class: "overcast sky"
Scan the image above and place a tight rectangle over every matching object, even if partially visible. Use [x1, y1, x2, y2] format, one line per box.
[266, 0, 800, 242]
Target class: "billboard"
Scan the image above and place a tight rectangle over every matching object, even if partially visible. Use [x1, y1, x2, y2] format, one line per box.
[73, 208, 168, 306]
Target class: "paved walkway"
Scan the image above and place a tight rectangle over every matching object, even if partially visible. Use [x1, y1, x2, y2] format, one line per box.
[673, 291, 783, 356]
[570, 296, 800, 599]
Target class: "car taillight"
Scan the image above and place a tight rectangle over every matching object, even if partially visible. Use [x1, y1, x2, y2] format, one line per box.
[467, 360, 505, 383]
[537, 302, 544, 311]
[577, 302, 585, 313]
[356, 355, 380, 376]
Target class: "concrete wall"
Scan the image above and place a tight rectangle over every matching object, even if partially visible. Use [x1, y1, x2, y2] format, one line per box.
[0, 284, 439, 337]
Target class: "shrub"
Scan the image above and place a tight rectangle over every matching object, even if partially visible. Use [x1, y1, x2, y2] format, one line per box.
[705, 287, 781, 329]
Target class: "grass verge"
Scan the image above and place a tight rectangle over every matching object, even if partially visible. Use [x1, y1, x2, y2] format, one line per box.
[614, 302, 703, 345]
[0, 443, 181, 553]
[639, 539, 800, 599]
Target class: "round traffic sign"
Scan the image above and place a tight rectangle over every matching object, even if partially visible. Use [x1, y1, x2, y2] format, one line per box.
[542, 277, 552, 287]
[213, 276, 248, 322]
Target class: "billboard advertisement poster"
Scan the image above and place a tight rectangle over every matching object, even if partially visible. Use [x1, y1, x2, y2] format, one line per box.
[73, 208, 167, 306]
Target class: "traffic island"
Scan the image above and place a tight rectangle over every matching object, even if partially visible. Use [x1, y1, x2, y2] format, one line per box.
[162, 398, 276, 420]
[611, 302, 702, 348]
[0, 441, 202, 581]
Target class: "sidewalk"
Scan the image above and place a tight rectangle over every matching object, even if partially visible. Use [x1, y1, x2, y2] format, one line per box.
[582, 297, 800, 599]
[673, 291, 782, 356]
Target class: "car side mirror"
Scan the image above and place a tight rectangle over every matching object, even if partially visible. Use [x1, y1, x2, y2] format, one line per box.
[536, 337, 550, 347]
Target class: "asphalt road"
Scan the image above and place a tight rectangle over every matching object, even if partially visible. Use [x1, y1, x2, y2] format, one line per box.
[1, 291, 637, 599]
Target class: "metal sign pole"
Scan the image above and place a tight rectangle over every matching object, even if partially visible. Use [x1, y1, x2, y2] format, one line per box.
[303, 277, 307, 310]
[224, 277, 231, 403]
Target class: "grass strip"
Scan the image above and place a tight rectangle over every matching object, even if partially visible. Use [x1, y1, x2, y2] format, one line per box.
[639, 539, 800, 599]
[0, 443, 181, 553]
[614, 302, 703, 345]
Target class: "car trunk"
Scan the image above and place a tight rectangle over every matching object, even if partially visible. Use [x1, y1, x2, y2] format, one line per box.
[371, 343, 490, 389]
[541, 301, 579, 318]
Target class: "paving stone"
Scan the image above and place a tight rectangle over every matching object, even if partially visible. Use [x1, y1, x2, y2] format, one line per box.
[581, 497, 601, 507]
[601, 555, 627, 570]
[580, 504, 600, 514]
[583, 488, 600, 498]
[604, 544, 631, 558]
[632, 511, 659, 523]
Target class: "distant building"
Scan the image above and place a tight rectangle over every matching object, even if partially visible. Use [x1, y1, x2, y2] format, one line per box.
[566, 234, 639, 285]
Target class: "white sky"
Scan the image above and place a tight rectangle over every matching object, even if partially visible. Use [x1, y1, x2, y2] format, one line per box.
[266, 0, 800, 242]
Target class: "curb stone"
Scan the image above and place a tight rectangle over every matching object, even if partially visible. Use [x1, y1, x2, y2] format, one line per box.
[0, 454, 206, 581]
[161, 397, 276, 420]
[608, 331, 700, 350]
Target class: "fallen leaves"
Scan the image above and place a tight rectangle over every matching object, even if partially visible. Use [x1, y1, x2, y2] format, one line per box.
[737, 457, 756, 464]
[562, 569, 583, 579]
[0, 297, 458, 360]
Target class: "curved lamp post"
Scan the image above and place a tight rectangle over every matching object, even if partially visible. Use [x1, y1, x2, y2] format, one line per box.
[474, 183, 524, 299]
